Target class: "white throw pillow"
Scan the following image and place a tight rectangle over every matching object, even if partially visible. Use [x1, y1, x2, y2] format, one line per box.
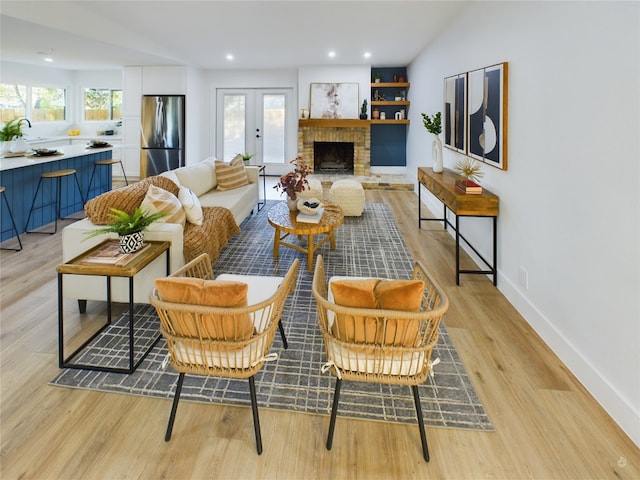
[160, 170, 181, 188]
[178, 185, 204, 225]
[174, 159, 217, 196]
[140, 184, 186, 227]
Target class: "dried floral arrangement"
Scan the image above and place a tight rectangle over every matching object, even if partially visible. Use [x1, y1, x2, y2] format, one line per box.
[454, 157, 484, 184]
[273, 156, 312, 200]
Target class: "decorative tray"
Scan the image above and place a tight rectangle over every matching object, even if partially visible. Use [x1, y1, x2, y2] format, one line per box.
[86, 141, 112, 149]
[31, 149, 61, 157]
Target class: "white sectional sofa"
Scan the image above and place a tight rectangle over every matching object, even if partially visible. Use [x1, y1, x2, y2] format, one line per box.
[62, 157, 260, 307]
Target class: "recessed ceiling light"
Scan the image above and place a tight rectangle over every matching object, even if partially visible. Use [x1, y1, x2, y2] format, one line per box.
[364, 52, 372, 59]
[328, 51, 336, 58]
[226, 54, 234, 61]
[43, 57, 54, 63]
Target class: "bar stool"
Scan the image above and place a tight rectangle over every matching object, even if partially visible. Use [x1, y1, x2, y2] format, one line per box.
[24, 169, 85, 235]
[0, 186, 23, 251]
[86, 158, 128, 199]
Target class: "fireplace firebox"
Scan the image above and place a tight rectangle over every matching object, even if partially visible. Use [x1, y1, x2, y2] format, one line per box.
[313, 142, 354, 173]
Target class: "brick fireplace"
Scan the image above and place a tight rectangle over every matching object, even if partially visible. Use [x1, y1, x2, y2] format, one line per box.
[297, 119, 371, 176]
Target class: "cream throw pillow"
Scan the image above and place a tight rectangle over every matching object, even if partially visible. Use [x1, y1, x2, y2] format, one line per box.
[140, 184, 186, 227]
[178, 185, 204, 225]
[215, 154, 250, 191]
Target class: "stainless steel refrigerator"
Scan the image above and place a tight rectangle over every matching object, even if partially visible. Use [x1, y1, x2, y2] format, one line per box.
[140, 95, 185, 178]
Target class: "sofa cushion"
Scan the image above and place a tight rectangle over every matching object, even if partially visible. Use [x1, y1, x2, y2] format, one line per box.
[160, 170, 181, 188]
[178, 185, 204, 225]
[140, 184, 186, 227]
[154, 277, 254, 340]
[215, 155, 250, 191]
[174, 159, 217, 196]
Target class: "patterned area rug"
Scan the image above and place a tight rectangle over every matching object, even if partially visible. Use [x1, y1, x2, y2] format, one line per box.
[50, 202, 493, 431]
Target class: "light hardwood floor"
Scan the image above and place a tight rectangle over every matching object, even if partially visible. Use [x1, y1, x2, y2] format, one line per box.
[1, 188, 638, 479]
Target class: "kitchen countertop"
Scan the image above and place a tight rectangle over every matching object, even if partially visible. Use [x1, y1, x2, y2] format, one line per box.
[0, 143, 118, 172]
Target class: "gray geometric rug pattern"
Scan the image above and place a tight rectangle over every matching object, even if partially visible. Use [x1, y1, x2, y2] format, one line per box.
[50, 202, 493, 431]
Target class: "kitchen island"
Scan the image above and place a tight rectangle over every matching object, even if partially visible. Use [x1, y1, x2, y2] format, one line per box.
[0, 144, 118, 242]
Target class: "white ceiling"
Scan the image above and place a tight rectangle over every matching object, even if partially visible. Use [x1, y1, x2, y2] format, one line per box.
[0, 1, 468, 71]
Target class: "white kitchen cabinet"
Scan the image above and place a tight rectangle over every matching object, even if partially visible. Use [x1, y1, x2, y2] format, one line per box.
[142, 66, 186, 94]
[123, 67, 143, 117]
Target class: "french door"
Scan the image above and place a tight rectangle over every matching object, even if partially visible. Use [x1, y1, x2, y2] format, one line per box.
[216, 88, 295, 175]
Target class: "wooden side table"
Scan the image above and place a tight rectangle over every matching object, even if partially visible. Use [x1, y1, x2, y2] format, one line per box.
[267, 201, 343, 271]
[56, 240, 170, 373]
[418, 167, 499, 286]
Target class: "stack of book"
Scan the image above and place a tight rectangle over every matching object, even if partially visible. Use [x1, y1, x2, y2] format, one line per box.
[455, 179, 483, 194]
[296, 207, 324, 224]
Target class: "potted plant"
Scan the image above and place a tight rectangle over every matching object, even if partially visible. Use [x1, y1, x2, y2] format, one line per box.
[240, 152, 254, 164]
[273, 156, 311, 211]
[84, 207, 168, 253]
[0, 118, 31, 154]
[421, 112, 443, 172]
[359, 99, 368, 119]
[373, 73, 384, 83]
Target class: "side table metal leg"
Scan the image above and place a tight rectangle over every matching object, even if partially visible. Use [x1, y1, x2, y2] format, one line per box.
[493, 216, 498, 286]
[129, 277, 135, 372]
[455, 215, 460, 285]
[58, 273, 64, 368]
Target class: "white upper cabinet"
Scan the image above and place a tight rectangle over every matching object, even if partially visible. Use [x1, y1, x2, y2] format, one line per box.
[142, 66, 186, 94]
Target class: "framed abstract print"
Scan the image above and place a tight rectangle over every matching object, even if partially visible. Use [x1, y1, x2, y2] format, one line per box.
[309, 83, 359, 119]
[443, 73, 467, 154]
[466, 62, 508, 170]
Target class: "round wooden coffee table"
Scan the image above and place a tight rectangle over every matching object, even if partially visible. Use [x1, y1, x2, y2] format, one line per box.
[267, 201, 344, 270]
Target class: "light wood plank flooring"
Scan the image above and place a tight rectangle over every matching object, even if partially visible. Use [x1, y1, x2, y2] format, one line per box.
[1, 188, 638, 479]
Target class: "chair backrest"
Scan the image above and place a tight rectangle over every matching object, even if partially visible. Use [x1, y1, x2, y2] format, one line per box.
[150, 253, 299, 377]
[312, 254, 449, 385]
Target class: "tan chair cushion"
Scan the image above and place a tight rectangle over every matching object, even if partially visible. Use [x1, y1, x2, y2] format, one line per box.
[140, 184, 186, 227]
[155, 277, 253, 340]
[215, 154, 250, 191]
[330, 278, 425, 346]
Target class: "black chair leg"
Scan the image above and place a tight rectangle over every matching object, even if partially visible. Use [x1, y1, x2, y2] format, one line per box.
[165, 372, 185, 442]
[411, 385, 430, 462]
[248, 376, 263, 455]
[326, 377, 342, 450]
[278, 320, 288, 349]
[77, 300, 87, 314]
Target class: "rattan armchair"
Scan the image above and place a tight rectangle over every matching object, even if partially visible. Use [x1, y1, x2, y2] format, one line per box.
[150, 253, 299, 454]
[311, 254, 449, 462]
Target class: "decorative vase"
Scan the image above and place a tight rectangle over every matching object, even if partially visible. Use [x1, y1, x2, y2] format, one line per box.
[287, 197, 298, 212]
[432, 135, 443, 173]
[119, 230, 144, 254]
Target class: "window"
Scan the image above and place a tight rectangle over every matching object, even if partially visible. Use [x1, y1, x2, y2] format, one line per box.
[0, 83, 66, 123]
[84, 88, 122, 121]
[0, 84, 27, 123]
[32, 87, 66, 122]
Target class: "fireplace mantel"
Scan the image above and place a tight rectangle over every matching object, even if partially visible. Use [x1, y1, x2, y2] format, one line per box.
[298, 119, 371, 128]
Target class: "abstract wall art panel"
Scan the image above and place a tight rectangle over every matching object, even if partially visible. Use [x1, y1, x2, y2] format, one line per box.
[466, 62, 508, 170]
[443, 73, 467, 154]
[309, 83, 359, 119]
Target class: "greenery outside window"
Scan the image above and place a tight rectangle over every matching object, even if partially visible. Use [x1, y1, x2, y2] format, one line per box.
[84, 88, 122, 121]
[0, 84, 27, 123]
[32, 87, 66, 122]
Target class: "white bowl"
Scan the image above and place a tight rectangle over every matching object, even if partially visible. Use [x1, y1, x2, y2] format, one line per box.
[297, 197, 321, 215]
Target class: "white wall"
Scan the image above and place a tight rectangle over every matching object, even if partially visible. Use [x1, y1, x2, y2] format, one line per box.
[407, 1, 639, 445]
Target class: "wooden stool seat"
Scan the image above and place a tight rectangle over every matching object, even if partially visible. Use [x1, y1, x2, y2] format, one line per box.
[41, 169, 77, 179]
[86, 158, 128, 199]
[0, 186, 23, 251]
[24, 169, 84, 235]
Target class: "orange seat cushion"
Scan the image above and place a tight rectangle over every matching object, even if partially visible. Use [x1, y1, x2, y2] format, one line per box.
[330, 278, 425, 346]
[155, 277, 253, 341]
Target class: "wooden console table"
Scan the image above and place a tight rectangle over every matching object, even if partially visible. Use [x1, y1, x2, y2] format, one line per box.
[417, 167, 499, 286]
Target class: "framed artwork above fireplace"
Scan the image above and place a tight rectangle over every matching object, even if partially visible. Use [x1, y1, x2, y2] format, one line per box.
[309, 83, 359, 119]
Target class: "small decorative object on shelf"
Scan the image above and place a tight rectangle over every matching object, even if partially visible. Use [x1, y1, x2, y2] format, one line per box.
[360, 99, 368, 119]
[274, 156, 311, 210]
[372, 108, 380, 120]
[84, 207, 168, 253]
[454, 157, 484, 183]
[421, 112, 443, 172]
[373, 73, 384, 83]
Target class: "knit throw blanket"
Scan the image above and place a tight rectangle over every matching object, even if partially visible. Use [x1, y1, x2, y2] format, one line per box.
[183, 206, 239, 263]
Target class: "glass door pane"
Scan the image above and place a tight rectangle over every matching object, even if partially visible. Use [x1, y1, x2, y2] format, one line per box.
[260, 93, 285, 165]
[222, 93, 246, 161]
